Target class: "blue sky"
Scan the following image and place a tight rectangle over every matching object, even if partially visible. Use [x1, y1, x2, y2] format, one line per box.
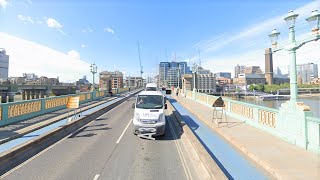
[0, 0, 319, 82]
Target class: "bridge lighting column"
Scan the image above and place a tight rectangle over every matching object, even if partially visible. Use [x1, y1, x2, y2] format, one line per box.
[268, 9, 320, 149]
[192, 65, 197, 100]
[90, 63, 98, 91]
[268, 9, 320, 104]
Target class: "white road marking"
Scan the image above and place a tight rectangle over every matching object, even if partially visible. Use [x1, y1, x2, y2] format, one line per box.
[168, 118, 193, 180]
[0, 95, 136, 179]
[116, 119, 133, 144]
[93, 174, 100, 180]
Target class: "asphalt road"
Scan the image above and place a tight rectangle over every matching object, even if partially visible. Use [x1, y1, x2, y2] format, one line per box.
[3, 97, 188, 180]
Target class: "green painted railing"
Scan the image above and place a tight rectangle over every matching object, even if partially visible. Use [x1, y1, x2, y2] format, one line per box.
[184, 90, 320, 153]
[0, 87, 134, 127]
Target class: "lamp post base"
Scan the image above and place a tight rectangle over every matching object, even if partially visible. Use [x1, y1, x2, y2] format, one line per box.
[278, 100, 312, 149]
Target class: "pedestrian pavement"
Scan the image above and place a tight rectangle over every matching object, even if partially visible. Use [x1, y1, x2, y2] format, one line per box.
[172, 94, 320, 180]
[0, 96, 117, 145]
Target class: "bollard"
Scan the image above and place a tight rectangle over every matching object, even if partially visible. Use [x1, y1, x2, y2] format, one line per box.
[1, 92, 7, 103]
[8, 92, 15, 102]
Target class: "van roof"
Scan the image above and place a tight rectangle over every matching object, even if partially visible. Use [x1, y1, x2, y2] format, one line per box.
[138, 90, 163, 96]
[146, 83, 157, 87]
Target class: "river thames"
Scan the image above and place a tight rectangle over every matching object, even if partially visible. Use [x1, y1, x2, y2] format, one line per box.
[238, 95, 320, 118]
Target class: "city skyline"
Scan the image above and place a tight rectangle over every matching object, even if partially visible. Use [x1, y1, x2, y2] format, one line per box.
[0, 0, 319, 82]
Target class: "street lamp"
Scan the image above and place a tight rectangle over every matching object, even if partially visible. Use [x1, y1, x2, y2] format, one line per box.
[268, 9, 320, 104]
[90, 63, 97, 91]
[177, 65, 181, 88]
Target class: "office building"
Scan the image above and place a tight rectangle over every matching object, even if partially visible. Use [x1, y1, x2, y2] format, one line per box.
[99, 71, 123, 91]
[0, 48, 9, 80]
[124, 76, 144, 88]
[193, 66, 216, 93]
[296, 63, 318, 84]
[158, 61, 191, 88]
[233, 73, 266, 85]
[234, 64, 245, 78]
[214, 72, 231, 79]
[244, 66, 263, 74]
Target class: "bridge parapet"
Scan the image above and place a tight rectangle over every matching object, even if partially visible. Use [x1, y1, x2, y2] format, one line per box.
[184, 90, 320, 153]
[0, 87, 135, 127]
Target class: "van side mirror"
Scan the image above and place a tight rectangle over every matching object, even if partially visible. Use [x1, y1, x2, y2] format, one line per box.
[165, 90, 171, 95]
[132, 103, 135, 108]
[164, 104, 167, 109]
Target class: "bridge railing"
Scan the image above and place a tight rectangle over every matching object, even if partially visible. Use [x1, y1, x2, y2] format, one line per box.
[0, 87, 135, 127]
[184, 90, 320, 153]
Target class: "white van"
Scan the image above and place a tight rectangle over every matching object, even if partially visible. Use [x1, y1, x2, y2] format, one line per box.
[145, 83, 158, 91]
[132, 90, 166, 136]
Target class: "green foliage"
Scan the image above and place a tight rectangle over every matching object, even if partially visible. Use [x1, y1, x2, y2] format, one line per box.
[248, 84, 265, 92]
[256, 84, 264, 91]
[249, 84, 256, 91]
[263, 83, 319, 93]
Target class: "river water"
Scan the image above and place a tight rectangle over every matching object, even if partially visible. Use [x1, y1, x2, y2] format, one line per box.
[237, 95, 320, 118]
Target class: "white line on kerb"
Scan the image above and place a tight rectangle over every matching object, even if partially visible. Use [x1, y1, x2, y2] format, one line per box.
[116, 119, 133, 144]
[93, 174, 100, 180]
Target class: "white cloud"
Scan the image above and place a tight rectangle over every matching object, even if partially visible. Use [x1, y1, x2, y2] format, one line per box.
[104, 27, 115, 34]
[17, 14, 34, 24]
[81, 44, 87, 48]
[0, 32, 95, 82]
[194, 1, 320, 53]
[47, 18, 62, 29]
[0, 0, 9, 8]
[46, 17, 67, 35]
[81, 27, 94, 33]
[194, 1, 320, 77]
[67, 50, 81, 59]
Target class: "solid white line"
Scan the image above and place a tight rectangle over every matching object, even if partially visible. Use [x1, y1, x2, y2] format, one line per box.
[93, 174, 100, 180]
[116, 119, 133, 144]
[168, 118, 193, 180]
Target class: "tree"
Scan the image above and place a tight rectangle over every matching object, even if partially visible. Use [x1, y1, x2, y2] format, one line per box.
[256, 84, 264, 92]
[249, 84, 256, 91]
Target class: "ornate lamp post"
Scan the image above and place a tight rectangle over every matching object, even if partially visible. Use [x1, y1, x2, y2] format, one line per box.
[268, 9, 320, 104]
[177, 65, 181, 88]
[90, 63, 97, 91]
[192, 64, 198, 99]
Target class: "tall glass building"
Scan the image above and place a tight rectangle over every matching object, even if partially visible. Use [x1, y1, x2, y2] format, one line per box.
[158, 61, 191, 88]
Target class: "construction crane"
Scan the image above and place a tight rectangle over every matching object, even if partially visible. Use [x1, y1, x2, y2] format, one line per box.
[137, 41, 143, 78]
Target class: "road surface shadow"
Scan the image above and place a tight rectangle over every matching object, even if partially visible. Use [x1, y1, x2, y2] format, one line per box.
[69, 124, 111, 138]
[155, 115, 182, 141]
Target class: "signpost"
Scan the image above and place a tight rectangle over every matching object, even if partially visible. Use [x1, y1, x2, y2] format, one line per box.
[66, 96, 81, 123]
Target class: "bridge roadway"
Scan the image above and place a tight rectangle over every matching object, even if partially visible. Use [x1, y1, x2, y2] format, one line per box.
[2, 97, 189, 180]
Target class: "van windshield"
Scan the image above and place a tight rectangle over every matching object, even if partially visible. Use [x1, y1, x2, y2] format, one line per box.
[146, 87, 157, 91]
[136, 95, 163, 109]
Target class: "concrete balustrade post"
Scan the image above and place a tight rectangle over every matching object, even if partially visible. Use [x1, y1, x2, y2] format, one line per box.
[45, 91, 50, 98]
[31, 91, 35, 99]
[35, 91, 40, 99]
[8, 92, 15, 102]
[1, 92, 7, 103]
[21, 91, 26, 100]
[40, 90, 45, 98]
[26, 91, 31, 100]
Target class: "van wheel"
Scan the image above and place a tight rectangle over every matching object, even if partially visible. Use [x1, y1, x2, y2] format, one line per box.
[159, 132, 165, 136]
[133, 131, 137, 135]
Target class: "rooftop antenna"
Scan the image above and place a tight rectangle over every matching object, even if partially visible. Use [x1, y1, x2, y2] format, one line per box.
[165, 48, 168, 62]
[198, 49, 201, 67]
[137, 41, 143, 78]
